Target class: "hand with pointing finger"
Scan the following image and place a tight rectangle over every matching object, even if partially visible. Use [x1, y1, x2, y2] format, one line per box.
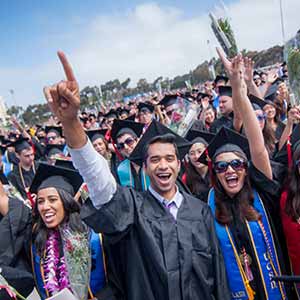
[44, 51, 86, 149]
[43, 51, 80, 124]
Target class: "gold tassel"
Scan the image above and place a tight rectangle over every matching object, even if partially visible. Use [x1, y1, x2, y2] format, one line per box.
[245, 280, 255, 300]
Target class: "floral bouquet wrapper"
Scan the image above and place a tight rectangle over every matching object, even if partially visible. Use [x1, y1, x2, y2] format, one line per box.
[167, 97, 201, 137]
[209, 12, 238, 57]
[285, 31, 300, 106]
[60, 226, 91, 300]
[0, 271, 27, 299]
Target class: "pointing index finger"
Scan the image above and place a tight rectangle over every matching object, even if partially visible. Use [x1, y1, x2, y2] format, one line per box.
[57, 51, 76, 82]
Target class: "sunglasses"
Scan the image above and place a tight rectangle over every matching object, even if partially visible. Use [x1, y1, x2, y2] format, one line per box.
[47, 135, 57, 141]
[116, 137, 136, 150]
[256, 114, 266, 122]
[166, 110, 174, 117]
[213, 159, 247, 173]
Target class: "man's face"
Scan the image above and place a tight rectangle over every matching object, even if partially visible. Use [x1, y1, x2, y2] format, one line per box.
[18, 147, 35, 167]
[47, 132, 60, 145]
[144, 143, 180, 199]
[116, 133, 138, 158]
[138, 110, 152, 125]
[219, 96, 233, 116]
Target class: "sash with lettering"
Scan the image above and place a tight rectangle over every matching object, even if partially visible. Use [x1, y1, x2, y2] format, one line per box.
[117, 159, 150, 190]
[208, 188, 286, 300]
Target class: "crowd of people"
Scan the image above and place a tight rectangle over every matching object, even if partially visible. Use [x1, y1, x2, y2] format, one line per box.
[0, 46, 299, 300]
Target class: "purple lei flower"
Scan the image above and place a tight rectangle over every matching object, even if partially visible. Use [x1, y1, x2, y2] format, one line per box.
[43, 230, 70, 295]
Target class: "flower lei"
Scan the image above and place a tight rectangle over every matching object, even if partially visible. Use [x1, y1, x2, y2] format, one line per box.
[43, 230, 71, 295]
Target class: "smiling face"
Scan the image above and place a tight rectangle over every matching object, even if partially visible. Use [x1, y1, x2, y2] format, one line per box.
[204, 108, 215, 124]
[144, 142, 180, 200]
[214, 152, 247, 198]
[116, 133, 138, 158]
[188, 142, 207, 171]
[92, 137, 107, 156]
[263, 104, 276, 120]
[37, 187, 65, 228]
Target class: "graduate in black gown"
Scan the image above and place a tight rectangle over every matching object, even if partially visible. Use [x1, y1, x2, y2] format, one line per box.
[43, 51, 230, 300]
[0, 182, 33, 300]
[7, 138, 38, 200]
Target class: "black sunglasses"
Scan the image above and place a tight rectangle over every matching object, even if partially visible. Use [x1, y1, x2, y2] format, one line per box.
[116, 137, 136, 150]
[256, 114, 266, 122]
[213, 159, 247, 173]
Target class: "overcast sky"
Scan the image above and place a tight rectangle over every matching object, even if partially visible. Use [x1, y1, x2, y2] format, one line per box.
[0, 0, 299, 107]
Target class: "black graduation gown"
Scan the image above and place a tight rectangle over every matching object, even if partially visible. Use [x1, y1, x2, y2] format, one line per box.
[248, 162, 295, 298]
[0, 197, 33, 299]
[209, 113, 234, 134]
[7, 163, 37, 199]
[81, 186, 230, 300]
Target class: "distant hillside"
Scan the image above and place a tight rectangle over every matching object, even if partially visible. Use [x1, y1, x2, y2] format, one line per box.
[171, 45, 284, 89]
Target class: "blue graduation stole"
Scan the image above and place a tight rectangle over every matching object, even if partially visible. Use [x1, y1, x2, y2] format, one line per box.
[117, 159, 150, 190]
[2, 153, 13, 176]
[31, 230, 106, 300]
[208, 188, 286, 300]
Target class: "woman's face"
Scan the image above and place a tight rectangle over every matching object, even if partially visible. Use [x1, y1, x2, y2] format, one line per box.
[37, 187, 65, 228]
[204, 108, 215, 124]
[92, 137, 107, 156]
[188, 142, 206, 170]
[263, 104, 276, 120]
[214, 152, 247, 198]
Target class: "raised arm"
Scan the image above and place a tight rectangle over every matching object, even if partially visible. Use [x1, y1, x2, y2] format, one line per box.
[43, 51, 116, 208]
[217, 48, 272, 179]
[0, 182, 9, 216]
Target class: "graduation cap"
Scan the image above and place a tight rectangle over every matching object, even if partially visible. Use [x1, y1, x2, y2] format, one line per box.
[198, 126, 250, 164]
[8, 137, 32, 153]
[185, 129, 215, 146]
[264, 84, 278, 101]
[86, 129, 107, 143]
[30, 163, 83, 196]
[110, 119, 144, 142]
[55, 159, 76, 171]
[248, 94, 274, 110]
[219, 86, 232, 97]
[125, 114, 136, 122]
[137, 102, 154, 114]
[45, 144, 65, 158]
[159, 94, 178, 108]
[104, 109, 118, 119]
[214, 75, 229, 85]
[45, 125, 63, 137]
[129, 120, 192, 166]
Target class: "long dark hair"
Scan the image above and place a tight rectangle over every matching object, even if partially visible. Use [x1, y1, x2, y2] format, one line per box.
[285, 145, 300, 221]
[32, 188, 86, 255]
[185, 160, 209, 196]
[212, 151, 261, 225]
[262, 122, 276, 155]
